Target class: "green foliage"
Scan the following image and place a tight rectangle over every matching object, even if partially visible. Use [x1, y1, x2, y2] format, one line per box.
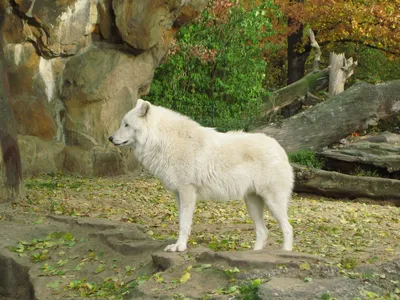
[340, 257, 358, 270]
[320, 293, 333, 300]
[146, 1, 280, 132]
[350, 167, 379, 178]
[239, 278, 262, 300]
[9, 232, 76, 262]
[288, 150, 324, 169]
[25, 174, 84, 190]
[354, 47, 400, 84]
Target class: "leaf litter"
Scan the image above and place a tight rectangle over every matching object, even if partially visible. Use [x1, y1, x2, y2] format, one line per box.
[16, 172, 400, 266]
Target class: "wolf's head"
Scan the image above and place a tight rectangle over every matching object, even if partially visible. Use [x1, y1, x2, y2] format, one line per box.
[108, 99, 151, 147]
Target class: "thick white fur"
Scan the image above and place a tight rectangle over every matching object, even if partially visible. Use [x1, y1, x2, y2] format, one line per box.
[110, 99, 294, 252]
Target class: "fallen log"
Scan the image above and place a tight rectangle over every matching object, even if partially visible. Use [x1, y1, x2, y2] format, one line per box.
[292, 163, 400, 204]
[255, 80, 400, 153]
[262, 68, 329, 115]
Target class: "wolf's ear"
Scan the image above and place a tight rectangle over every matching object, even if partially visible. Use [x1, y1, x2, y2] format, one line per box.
[137, 100, 151, 117]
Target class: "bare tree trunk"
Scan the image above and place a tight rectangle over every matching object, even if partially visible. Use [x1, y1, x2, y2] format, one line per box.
[0, 14, 25, 203]
[287, 28, 310, 84]
[329, 52, 358, 96]
[287, 0, 311, 84]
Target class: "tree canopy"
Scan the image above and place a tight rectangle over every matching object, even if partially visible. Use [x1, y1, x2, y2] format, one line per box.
[277, 0, 400, 55]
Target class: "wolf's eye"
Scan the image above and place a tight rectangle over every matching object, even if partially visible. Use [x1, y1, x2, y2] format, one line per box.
[124, 124, 129, 128]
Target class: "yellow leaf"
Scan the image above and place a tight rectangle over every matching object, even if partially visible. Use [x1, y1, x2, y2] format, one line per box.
[180, 272, 191, 283]
[156, 277, 164, 283]
[185, 265, 192, 272]
[300, 262, 311, 270]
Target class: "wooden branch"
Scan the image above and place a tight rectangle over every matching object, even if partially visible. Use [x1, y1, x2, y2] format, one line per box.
[308, 29, 321, 72]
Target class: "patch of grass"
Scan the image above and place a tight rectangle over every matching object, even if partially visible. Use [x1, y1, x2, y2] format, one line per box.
[239, 278, 262, 300]
[350, 167, 379, 178]
[320, 292, 334, 300]
[340, 257, 358, 270]
[224, 267, 240, 281]
[288, 150, 324, 169]
[25, 180, 59, 190]
[25, 178, 85, 190]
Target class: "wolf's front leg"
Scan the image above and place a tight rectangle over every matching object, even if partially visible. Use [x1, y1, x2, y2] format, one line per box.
[164, 186, 197, 252]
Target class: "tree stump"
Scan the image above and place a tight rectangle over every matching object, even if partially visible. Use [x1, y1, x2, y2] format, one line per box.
[0, 15, 24, 203]
[329, 52, 358, 96]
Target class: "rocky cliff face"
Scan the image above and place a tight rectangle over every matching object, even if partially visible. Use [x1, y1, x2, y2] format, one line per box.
[1, 0, 207, 176]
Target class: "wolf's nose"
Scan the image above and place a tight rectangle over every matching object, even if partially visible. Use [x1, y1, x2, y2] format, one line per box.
[108, 136, 113, 142]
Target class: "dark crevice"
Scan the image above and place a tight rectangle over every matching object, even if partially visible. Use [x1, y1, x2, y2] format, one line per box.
[107, 1, 123, 43]
[9, 0, 50, 57]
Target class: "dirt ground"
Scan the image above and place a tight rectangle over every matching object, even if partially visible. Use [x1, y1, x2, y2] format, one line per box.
[0, 172, 399, 299]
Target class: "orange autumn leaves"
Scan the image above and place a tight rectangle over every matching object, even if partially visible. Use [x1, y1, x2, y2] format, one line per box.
[276, 0, 400, 55]
[209, 0, 399, 56]
[170, 0, 399, 63]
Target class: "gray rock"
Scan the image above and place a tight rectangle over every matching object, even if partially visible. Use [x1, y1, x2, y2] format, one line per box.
[113, 0, 207, 50]
[258, 277, 384, 300]
[2, 0, 207, 176]
[0, 213, 396, 300]
[0, 250, 34, 300]
[320, 140, 400, 173]
[14, 0, 96, 56]
[17, 135, 65, 175]
[213, 250, 326, 269]
[152, 251, 187, 270]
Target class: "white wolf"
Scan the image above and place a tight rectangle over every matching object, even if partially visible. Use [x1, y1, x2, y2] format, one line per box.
[109, 99, 294, 252]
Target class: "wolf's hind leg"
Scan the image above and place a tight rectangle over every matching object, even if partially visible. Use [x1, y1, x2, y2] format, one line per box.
[262, 190, 293, 251]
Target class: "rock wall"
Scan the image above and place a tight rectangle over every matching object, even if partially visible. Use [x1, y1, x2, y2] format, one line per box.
[1, 0, 207, 176]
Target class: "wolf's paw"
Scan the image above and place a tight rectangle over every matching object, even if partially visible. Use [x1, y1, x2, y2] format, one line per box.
[281, 245, 293, 251]
[164, 243, 187, 252]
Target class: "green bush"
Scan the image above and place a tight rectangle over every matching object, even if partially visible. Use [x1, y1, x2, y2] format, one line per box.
[288, 150, 324, 169]
[145, 1, 280, 132]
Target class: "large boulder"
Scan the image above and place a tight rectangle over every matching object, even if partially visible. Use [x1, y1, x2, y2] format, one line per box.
[113, 0, 207, 50]
[3, 43, 64, 141]
[63, 146, 139, 177]
[17, 135, 65, 174]
[61, 46, 156, 173]
[13, 0, 97, 57]
[1, 0, 207, 176]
